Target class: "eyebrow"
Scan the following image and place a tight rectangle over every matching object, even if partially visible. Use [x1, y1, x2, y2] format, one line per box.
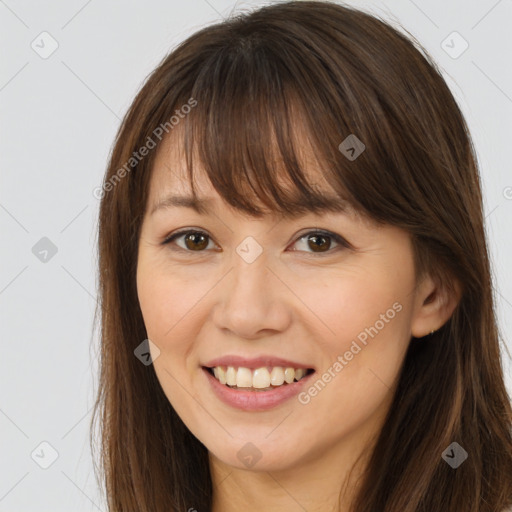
[150, 194, 353, 217]
[150, 195, 214, 215]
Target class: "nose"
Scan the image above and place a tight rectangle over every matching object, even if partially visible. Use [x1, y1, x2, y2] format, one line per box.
[211, 248, 292, 340]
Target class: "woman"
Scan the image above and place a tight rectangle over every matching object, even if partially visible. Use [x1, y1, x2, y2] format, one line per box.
[91, 1, 512, 510]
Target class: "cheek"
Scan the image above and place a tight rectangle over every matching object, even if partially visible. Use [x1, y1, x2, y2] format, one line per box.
[136, 258, 206, 343]
[136, 261, 207, 409]
[300, 265, 413, 401]
[300, 264, 410, 345]
[291, 293, 410, 455]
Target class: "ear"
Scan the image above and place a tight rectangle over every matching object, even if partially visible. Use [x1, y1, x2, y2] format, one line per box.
[410, 273, 461, 338]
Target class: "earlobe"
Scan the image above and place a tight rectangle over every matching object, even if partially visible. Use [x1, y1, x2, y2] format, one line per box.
[410, 275, 461, 338]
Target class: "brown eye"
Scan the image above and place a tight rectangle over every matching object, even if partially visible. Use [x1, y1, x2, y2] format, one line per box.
[183, 232, 209, 251]
[163, 228, 349, 256]
[290, 230, 348, 254]
[305, 233, 332, 252]
[163, 230, 215, 252]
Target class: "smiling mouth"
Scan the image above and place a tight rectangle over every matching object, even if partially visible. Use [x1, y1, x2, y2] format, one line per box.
[204, 365, 315, 391]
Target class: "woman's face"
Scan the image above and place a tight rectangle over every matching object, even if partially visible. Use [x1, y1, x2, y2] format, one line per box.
[136, 136, 430, 473]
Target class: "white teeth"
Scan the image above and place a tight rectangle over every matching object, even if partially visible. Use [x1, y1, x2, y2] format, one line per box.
[215, 366, 227, 385]
[236, 367, 253, 388]
[209, 365, 310, 388]
[270, 367, 285, 385]
[295, 368, 306, 380]
[226, 366, 237, 386]
[252, 368, 271, 388]
[284, 367, 295, 384]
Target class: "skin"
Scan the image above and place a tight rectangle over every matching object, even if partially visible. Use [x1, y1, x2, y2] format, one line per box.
[136, 135, 460, 512]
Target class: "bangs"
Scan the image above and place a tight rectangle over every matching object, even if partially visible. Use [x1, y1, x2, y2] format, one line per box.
[166, 37, 368, 221]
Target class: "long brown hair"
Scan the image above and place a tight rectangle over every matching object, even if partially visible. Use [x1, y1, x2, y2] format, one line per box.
[91, 1, 512, 510]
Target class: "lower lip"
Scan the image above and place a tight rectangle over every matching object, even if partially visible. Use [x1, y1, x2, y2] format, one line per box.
[202, 367, 314, 411]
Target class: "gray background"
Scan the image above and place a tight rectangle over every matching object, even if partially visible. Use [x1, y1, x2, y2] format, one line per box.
[1, 0, 511, 510]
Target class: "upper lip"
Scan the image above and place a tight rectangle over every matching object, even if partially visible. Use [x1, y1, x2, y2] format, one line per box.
[203, 355, 314, 370]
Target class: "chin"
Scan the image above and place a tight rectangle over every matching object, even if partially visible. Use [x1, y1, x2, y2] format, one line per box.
[207, 434, 307, 473]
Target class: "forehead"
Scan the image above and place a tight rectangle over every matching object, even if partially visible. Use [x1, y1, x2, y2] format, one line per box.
[148, 126, 336, 204]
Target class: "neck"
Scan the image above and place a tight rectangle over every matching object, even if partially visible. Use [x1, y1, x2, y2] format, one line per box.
[209, 422, 378, 512]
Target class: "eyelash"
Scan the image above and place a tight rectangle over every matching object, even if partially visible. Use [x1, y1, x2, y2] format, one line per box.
[161, 228, 350, 256]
